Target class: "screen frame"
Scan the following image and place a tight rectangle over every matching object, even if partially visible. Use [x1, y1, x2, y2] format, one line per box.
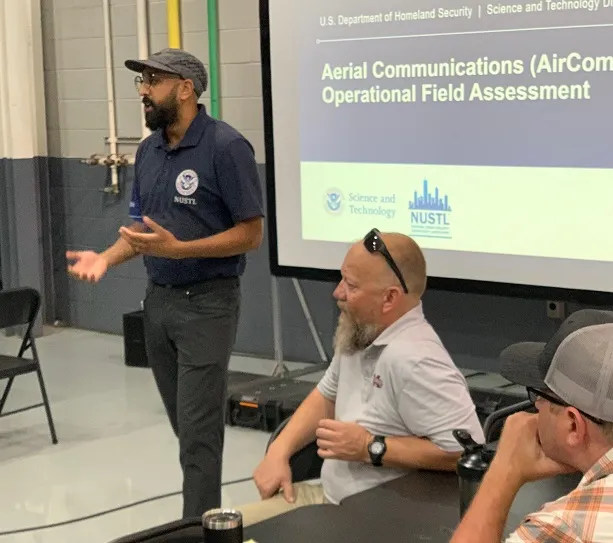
[258, 0, 613, 306]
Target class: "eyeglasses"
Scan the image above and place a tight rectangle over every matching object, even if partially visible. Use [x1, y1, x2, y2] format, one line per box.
[363, 228, 408, 293]
[134, 72, 183, 92]
[527, 386, 605, 425]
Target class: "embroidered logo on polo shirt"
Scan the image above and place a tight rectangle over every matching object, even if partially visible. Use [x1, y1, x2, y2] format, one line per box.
[176, 169, 199, 196]
[373, 374, 383, 388]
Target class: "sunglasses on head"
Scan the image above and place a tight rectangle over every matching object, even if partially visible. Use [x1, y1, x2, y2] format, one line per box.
[527, 386, 605, 425]
[363, 228, 408, 293]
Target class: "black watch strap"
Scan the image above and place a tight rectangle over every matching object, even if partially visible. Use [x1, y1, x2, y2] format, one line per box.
[368, 435, 386, 467]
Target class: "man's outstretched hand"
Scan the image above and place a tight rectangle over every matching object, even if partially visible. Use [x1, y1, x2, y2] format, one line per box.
[119, 216, 183, 259]
[66, 251, 109, 283]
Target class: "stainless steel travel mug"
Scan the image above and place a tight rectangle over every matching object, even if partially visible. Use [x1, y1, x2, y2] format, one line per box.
[202, 508, 243, 543]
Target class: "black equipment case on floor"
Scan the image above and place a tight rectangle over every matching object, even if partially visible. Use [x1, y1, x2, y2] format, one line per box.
[226, 377, 315, 432]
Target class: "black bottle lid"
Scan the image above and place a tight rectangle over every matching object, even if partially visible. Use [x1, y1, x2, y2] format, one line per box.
[453, 429, 496, 481]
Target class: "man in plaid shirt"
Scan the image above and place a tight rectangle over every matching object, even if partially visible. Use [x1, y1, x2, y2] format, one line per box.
[452, 309, 613, 542]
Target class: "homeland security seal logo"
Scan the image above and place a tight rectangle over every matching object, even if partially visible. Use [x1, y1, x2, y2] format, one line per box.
[325, 188, 343, 215]
[176, 169, 199, 196]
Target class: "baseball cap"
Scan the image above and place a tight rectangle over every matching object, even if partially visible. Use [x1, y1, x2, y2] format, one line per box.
[125, 48, 208, 98]
[500, 309, 613, 422]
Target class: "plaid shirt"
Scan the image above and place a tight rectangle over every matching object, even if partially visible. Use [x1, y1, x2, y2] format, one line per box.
[506, 448, 613, 542]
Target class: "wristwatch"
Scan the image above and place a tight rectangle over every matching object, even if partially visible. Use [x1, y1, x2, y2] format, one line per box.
[367, 435, 387, 467]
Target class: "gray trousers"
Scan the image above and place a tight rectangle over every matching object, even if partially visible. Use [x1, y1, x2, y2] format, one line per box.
[143, 277, 240, 518]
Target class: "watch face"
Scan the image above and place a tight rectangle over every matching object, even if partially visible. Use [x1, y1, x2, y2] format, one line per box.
[370, 441, 384, 455]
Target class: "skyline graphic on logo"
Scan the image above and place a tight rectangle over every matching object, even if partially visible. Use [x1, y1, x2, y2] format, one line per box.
[409, 179, 452, 212]
[409, 179, 452, 240]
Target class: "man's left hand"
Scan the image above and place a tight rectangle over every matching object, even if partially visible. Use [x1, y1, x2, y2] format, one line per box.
[119, 217, 184, 259]
[315, 419, 371, 462]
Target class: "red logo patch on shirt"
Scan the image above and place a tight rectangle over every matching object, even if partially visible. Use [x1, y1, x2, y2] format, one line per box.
[373, 374, 383, 388]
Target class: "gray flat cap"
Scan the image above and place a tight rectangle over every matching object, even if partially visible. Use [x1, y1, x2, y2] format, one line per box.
[125, 48, 208, 98]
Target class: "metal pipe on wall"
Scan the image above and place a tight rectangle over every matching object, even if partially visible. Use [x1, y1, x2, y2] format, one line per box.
[102, 0, 119, 194]
[167, 0, 181, 48]
[164, 0, 221, 118]
[136, 0, 150, 140]
[207, 0, 220, 118]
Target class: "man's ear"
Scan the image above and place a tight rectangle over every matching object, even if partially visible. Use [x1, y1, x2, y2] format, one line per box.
[179, 79, 195, 100]
[381, 286, 402, 313]
[566, 407, 589, 448]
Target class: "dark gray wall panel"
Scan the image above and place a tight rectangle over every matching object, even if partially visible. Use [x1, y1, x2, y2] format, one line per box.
[0, 158, 48, 334]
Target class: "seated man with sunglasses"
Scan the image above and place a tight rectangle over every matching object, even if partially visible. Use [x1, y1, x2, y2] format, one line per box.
[238, 229, 484, 526]
[451, 309, 613, 543]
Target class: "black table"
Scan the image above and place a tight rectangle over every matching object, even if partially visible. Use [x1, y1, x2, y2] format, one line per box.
[247, 470, 580, 543]
[110, 470, 581, 543]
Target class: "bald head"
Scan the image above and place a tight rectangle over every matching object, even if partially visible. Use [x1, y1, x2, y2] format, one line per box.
[349, 231, 427, 298]
[334, 231, 427, 343]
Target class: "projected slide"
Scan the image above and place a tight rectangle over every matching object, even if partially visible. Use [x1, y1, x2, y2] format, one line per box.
[267, 0, 613, 293]
[299, 1, 613, 261]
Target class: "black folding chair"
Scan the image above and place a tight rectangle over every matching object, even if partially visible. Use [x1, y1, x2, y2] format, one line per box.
[0, 287, 58, 444]
[266, 417, 323, 483]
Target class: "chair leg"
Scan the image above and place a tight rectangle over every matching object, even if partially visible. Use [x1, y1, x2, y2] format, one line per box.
[0, 377, 14, 415]
[36, 368, 58, 445]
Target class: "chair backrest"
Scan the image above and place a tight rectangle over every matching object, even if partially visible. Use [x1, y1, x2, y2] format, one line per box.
[483, 399, 535, 443]
[0, 287, 41, 330]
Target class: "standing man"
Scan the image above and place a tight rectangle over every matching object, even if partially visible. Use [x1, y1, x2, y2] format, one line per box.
[66, 48, 264, 518]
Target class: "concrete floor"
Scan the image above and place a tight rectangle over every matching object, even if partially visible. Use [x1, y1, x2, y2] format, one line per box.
[0, 327, 315, 542]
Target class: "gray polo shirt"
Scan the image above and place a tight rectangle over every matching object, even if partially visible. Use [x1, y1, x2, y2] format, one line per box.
[317, 302, 484, 504]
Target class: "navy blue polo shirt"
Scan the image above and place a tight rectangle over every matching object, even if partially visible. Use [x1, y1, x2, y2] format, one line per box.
[129, 105, 264, 285]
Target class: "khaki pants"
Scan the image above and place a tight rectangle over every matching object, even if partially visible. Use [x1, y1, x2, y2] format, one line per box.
[238, 482, 331, 527]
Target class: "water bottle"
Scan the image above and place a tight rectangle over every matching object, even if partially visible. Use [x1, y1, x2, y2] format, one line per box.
[453, 429, 496, 517]
[202, 508, 243, 543]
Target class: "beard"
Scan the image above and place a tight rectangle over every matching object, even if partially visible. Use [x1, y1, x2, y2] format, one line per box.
[333, 309, 381, 355]
[143, 92, 179, 131]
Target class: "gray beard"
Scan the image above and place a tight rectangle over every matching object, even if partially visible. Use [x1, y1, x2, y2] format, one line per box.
[333, 311, 381, 355]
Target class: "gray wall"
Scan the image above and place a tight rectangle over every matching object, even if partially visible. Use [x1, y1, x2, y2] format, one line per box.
[36, 0, 586, 370]
[42, 0, 263, 158]
[49, 158, 148, 331]
[0, 159, 6, 291]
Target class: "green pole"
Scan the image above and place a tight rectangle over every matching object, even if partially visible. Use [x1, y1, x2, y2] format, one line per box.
[207, 0, 220, 119]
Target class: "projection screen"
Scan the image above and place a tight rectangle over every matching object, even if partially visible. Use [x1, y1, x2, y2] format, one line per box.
[260, 0, 613, 300]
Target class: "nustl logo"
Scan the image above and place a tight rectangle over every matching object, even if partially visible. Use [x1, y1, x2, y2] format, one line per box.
[176, 169, 199, 196]
[325, 188, 343, 214]
[408, 179, 452, 240]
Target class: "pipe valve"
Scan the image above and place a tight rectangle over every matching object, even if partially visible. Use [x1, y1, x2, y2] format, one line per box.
[81, 154, 103, 165]
[116, 154, 129, 166]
